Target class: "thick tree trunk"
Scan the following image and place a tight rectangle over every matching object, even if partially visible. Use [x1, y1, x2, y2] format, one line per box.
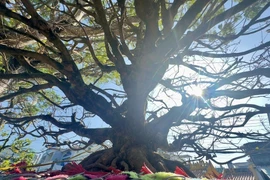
[79, 98, 196, 177]
[80, 143, 196, 178]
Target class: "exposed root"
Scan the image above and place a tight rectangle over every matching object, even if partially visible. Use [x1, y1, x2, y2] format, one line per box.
[111, 157, 120, 167]
[80, 149, 106, 165]
[163, 158, 196, 177]
[80, 146, 196, 178]
[125, 146, 155, 172]
[120, 161, 129, 171]
[80, 148, 114, 171]
[148, 152, 196, 177]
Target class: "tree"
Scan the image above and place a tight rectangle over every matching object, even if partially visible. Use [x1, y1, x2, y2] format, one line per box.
[0, 0, 270, 176]
[0, 126, 35, 169]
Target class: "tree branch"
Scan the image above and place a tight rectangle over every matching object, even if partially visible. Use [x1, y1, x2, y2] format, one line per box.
[206, 68, 270, 92]
[186, 41, 270, 58]
[157, 0, 257, 60]
[0, 113, 113, 144]
[1, 0, 84, 85]
[0, 83, 52, 102]
[157, 0, 210, 57]
[92, 0, 126, 73]
[209, 89, 270, 99]
[161, 0, 187, 35]
[0, 44, 64, 72]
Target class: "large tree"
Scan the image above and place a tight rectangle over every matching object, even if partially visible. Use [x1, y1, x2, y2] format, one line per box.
[0, 0, 270, 176]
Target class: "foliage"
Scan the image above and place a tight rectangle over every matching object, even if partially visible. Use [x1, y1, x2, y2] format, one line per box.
[0, 128, 35, 169]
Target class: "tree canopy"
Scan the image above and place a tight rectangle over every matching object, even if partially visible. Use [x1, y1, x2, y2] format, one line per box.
[0, 0, 270, 174]
[0, 126, 34, 169]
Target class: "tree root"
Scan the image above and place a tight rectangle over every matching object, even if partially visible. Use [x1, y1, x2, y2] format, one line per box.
[148, 152, 196, 178]
[80, 148, 114, 171]
[80, 147, 196, 178]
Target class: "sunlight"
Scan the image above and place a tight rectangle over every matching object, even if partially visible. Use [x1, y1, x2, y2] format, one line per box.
[190, 86, 203, 97]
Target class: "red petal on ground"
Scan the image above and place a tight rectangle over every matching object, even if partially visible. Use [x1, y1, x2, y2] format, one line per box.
[106, 174, 128, 180]
[109, 166, 122, 174]
[45, 174, 69, 180]
[12, 167, 22, 174]
[12, 176, 27, 180]
[175, 166, 189, 177]
[84, 172, 109, 176]
[218, 173, 223, 179]
[49, 170, 63, 176]
[84, 172, 111, 179]
[140, 163, 153, 174]
[63, 162, 86, 175]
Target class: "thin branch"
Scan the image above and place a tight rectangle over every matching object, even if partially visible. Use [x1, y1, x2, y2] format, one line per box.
[187, 41, 270, 58]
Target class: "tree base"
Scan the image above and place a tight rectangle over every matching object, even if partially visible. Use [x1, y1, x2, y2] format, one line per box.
[80, 147, 196, 178]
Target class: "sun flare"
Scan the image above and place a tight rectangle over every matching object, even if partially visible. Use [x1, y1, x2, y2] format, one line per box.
[190, 86, 203, 97]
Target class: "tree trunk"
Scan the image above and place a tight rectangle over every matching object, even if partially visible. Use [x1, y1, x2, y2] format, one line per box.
[79, 102, 196, 177]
